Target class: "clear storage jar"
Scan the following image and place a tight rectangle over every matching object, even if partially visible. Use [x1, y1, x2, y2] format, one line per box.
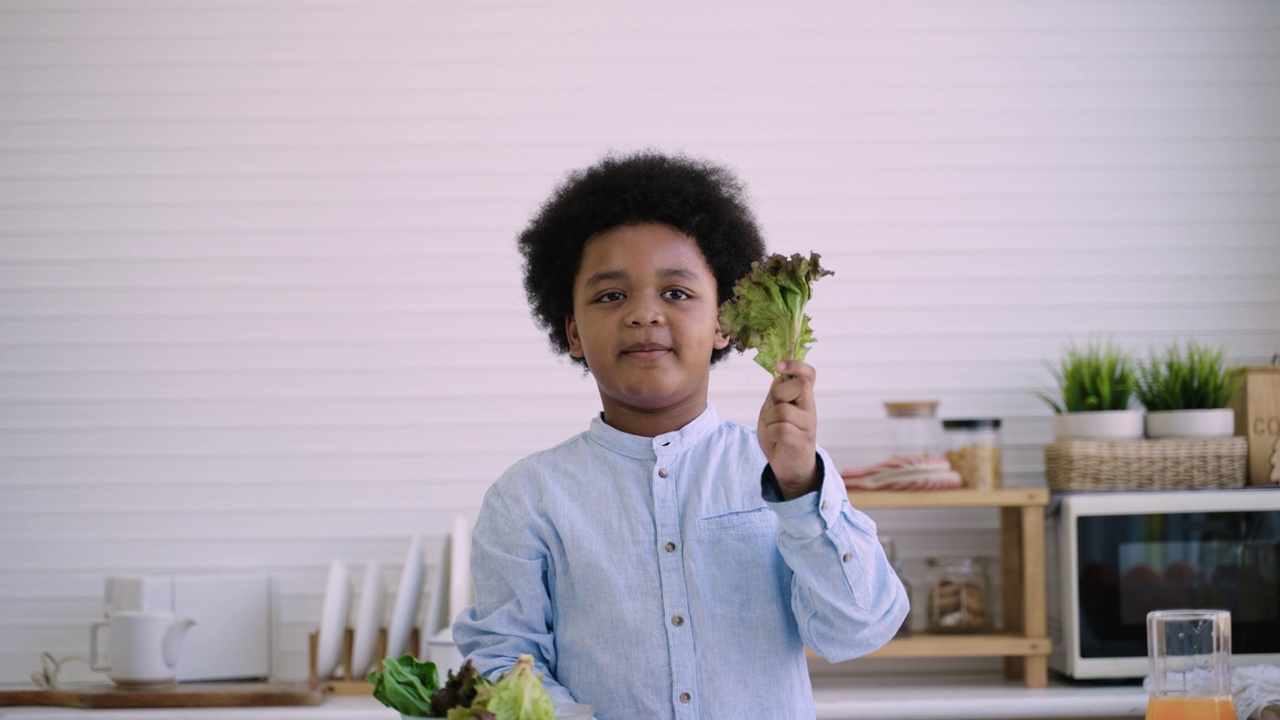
[878, 536, 912, 638]
[925, 556, 991, 633]
[942, 418, 1002, 490]
[883, 400, 943, 458]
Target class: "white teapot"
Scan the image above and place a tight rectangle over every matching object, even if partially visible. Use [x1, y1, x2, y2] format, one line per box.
[89, 610, 196, 688]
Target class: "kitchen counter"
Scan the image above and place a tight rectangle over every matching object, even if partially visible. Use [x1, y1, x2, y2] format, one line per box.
[0, 673, 1148, 720]
[809, 673, 1146, 719]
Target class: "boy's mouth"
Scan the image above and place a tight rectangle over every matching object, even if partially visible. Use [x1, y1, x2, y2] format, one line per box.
[622, 342, 671, 359]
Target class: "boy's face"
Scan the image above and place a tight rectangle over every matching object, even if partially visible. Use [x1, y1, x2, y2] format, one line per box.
[566, 223, 730, 434]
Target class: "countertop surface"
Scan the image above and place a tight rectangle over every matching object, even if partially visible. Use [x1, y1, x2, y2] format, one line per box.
[809, 673, 1147, 719]
[0, 673, 1149, 720]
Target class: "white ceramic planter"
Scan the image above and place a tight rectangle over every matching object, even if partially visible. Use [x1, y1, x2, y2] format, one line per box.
[1145, 408, 1235, 438]
[1051, 410, 1145, 441]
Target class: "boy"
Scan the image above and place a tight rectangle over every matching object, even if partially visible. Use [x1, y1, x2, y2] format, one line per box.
[453, 152, 908, 719]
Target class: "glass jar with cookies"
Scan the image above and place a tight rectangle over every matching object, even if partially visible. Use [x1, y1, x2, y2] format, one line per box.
[925, 556, 991, 633]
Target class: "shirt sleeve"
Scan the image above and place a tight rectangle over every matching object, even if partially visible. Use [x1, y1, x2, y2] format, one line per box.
[451, 482, 579, 706]
[761, 447, 910, 663]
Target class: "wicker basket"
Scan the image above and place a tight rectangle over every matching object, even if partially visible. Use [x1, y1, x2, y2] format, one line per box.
[1044, 437, 1248, 492]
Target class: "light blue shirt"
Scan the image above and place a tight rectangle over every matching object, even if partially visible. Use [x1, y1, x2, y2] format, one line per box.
[453, 405, 908, 720]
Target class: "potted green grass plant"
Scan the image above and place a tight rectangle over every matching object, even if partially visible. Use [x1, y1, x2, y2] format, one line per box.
[1037, 338, 1144, 440]
[1135, 340, 1242, 438]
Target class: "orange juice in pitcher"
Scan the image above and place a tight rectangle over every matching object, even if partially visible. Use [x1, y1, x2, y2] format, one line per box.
[1145, 696, 1236, 720]
[1144, 610, 1236, 720]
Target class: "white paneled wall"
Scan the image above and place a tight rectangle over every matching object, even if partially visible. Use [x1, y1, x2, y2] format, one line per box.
[1, 0, 1278, 683]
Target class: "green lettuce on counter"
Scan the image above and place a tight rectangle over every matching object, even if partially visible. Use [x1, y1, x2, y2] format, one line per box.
[367, 654, 441, 717]
[368, 654, 553, 720]
[448, 654, 554, 720]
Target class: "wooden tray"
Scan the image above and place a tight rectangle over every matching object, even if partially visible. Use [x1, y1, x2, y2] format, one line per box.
[0, 682, 324, 709]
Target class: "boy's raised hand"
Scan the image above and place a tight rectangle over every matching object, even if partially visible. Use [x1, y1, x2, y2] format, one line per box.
[757, 360, 821, 501]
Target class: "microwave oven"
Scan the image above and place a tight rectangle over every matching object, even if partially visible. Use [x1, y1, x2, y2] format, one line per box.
[1047, 488, 1280, 680]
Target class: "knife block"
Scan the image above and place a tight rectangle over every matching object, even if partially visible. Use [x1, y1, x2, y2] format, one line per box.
[308, 626, 420, 694]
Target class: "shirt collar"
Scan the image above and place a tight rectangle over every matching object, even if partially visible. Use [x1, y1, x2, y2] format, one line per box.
[587, 404, 722, 460]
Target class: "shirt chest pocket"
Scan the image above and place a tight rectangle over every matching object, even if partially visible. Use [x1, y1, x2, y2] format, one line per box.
[695, 508, 788, 618]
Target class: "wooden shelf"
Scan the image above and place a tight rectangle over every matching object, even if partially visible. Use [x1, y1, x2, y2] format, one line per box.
[845, 487, 1052, 688]
[847, 488, 1049, 509]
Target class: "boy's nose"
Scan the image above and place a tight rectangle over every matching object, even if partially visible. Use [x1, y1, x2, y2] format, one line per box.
[626, 299, 664, 326]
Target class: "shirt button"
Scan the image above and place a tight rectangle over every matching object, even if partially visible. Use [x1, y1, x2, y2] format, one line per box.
[679, 692, 691, 703]
[842, 552, 852, 563]
[658, 467, 669, 478]
[665, 541, 677, 552]
[820, 500, 828, 511]
[671, 615, 684, 626]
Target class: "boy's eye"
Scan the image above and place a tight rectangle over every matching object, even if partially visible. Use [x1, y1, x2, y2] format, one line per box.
[663, 289, 690, 300]
[597, 291, 625, 303]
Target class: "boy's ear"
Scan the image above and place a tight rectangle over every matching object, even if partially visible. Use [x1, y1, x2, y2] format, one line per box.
[713, 321, 731, 350]
[566, 315, 585, 358]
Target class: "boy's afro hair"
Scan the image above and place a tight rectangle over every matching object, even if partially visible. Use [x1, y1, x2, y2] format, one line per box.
[518, 151, 766, 366]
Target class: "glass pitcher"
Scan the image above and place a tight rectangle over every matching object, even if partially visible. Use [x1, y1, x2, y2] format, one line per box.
[1145, 609, 1236, 720]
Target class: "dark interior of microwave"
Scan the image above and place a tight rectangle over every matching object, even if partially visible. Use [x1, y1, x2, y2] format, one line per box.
[1076, 510, 1280, 659]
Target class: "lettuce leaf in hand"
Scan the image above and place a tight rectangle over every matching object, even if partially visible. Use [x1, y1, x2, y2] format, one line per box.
[367, 654, 441, 717]
[719, 252, 833, 376]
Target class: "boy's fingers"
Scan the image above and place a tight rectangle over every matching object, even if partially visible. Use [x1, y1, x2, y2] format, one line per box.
[763, 422, 806, 448]
[773, 360, 817, 382]
[770, 374, 814, 409]
[760, 387, 777, 412]
[762, 407, 814, 435]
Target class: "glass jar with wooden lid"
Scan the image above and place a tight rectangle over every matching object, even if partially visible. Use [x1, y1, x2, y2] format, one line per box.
[883, 400, 943, 458]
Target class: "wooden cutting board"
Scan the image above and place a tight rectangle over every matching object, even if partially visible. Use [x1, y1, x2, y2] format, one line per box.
[0, 682, 325, 709]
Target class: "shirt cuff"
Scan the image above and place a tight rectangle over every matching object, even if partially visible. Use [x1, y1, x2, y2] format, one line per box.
[761, 451, 845, 537]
